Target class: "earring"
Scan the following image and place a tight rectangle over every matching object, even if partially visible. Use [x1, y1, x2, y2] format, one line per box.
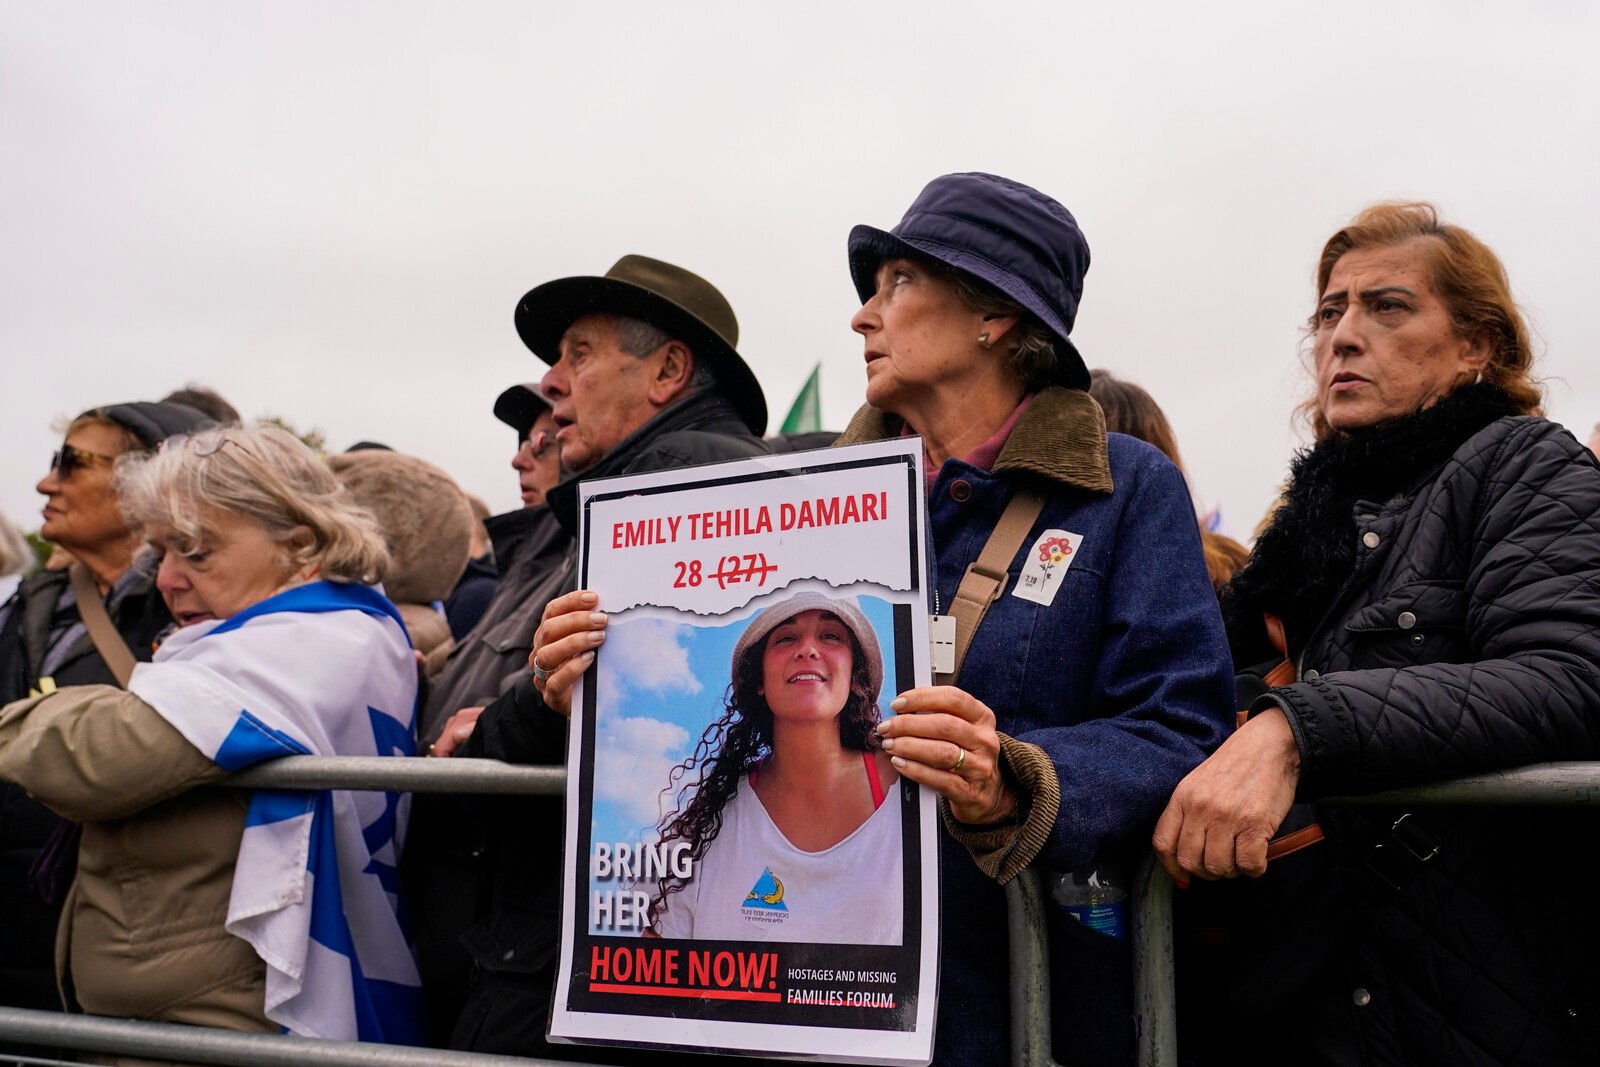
[978, 333, 993, 350]
[1474, 370, 1484, 385]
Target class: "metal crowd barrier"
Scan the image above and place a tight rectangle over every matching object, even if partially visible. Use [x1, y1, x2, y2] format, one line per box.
[1015, 759, 1600, 1067]
[1002, 857, 1174, 1067]
[2, 758, 1597, 1067]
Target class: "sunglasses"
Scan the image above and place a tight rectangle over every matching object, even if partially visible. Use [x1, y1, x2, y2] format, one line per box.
[158, 432, 258, 461]
[49, 444, 117, 479]
[521, 428, 555, 459]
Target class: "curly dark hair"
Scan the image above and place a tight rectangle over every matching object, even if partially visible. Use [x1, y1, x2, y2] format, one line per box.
[647, 613, 882, 930]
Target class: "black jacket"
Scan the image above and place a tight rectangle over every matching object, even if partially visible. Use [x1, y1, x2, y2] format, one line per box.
[1206, 389, 1600, 1066]
[405, 503, 573, 1045]
[0, 564, 172, 1011]
[443, 553, 500, 643]
[462, 390, 772, 766]
[421, 506, 572, 743]
[412, 392, 769, 1058]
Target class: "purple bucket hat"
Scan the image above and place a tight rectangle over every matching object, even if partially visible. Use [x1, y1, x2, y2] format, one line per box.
[848, 172, 1091, 389]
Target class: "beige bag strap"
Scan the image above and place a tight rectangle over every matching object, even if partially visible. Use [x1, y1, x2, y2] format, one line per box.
[68, 563, 137, 688]
[937, 487, 1048, 686]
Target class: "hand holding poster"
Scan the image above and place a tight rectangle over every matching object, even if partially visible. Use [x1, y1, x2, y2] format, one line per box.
[549, 439, 938, 1065]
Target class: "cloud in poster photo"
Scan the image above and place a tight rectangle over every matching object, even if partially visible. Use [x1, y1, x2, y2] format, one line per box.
[603, 619, 703, 698]
[591, 620, 703, 826]
[593, 715, 692, 828]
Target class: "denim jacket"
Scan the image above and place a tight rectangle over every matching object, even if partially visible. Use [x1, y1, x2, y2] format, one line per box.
[839, 387, 1232, 1066]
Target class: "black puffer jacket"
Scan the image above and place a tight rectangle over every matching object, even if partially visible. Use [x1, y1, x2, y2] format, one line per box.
[1211, 387, 1600, 1065]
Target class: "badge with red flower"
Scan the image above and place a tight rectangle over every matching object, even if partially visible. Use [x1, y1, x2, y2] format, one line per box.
[1013, 528, 1084, 607]
[1038, 536, 1074, 566]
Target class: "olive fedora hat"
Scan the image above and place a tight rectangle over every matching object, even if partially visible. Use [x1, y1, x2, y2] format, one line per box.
[513, 254, 767, 435]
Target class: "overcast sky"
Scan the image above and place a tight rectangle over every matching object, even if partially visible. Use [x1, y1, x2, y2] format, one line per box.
[4, 1, 1597, 540]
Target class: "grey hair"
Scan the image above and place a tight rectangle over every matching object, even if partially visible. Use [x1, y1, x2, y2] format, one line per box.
[612, 315, 672, 357]
[688, 359, 719, 391]
[945, 271, 1059, 391]
[612, 314, 719, 392]
[115, 423, 389, 584]
[0, 512, 31, 577]
[889, 257, 1059, 390]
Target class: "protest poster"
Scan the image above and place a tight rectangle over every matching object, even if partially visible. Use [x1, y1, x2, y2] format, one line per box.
[548, 438, 938, 1065]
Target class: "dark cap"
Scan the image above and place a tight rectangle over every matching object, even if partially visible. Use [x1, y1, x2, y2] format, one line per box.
[493, 383, 551, 439]
[89, 401, 214, 450]
[848, 172, 1091, 389]
[513, 254, 767, 435]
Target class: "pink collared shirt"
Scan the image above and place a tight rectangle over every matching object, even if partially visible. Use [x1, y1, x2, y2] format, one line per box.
[922, 393, 1036, 495]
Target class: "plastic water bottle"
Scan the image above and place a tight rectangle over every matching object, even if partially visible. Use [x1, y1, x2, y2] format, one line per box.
[1049, 858, 1127, 939]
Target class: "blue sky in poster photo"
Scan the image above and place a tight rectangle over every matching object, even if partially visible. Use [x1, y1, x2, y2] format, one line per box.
[588, 591, 899, 848]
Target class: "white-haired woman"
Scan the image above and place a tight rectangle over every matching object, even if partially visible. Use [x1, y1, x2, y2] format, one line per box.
[0, 511, 30, 603]
[0, 425, 422, 1043]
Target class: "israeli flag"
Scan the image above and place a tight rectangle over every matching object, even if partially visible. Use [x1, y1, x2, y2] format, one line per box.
[128, 581, 423, 1044]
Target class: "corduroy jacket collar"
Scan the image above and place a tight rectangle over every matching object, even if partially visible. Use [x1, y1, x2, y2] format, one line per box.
[835, 386, 1114, 495]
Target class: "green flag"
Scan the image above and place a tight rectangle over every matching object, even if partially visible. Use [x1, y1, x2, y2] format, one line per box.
[779, 364, 822, 434]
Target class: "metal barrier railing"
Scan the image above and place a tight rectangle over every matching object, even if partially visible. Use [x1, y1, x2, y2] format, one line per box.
[1003, 865, 1052, 1067]
[1007, 759, 1600, 1067]
[0, 1007, 553, 1067]
[2, 758, 1596, 1067]
[223, 756, 566, 796]
[1131, 853, 1175, 1067]
[1002, 855, 1175, 1067]
[1327, 760, 1600, 806]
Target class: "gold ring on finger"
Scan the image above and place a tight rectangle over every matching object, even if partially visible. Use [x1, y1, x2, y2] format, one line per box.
[950, 748, 967, 774]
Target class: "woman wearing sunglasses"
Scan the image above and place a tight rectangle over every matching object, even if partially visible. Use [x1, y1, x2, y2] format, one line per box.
[0, 400, 209, 1014]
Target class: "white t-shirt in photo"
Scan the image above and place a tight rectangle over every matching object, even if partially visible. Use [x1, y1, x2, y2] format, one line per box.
[654, 773, 903, 944]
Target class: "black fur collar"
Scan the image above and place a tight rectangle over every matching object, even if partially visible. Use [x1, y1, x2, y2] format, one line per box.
[1223, 382, 1519, 664]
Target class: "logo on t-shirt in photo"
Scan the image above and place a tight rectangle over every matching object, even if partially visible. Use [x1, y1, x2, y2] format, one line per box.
[741, 867, 789, 925]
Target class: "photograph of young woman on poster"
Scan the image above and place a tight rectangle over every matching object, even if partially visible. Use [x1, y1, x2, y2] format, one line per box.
[647, 589, 903, 944]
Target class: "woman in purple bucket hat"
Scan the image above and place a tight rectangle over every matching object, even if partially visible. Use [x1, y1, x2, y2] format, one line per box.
[836, 173, 1234, 1066]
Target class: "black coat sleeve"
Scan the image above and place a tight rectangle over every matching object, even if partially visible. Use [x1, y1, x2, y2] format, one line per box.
[1266, 421, 1600, 793]
[459, 676, 569, 765]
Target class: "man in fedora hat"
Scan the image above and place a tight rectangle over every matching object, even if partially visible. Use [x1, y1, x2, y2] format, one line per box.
[421, 256, 768, 740]
[407, 256, 769, 1056]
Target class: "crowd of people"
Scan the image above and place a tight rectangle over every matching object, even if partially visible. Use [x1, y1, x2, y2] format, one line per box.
[1, 173, 1598, 1067]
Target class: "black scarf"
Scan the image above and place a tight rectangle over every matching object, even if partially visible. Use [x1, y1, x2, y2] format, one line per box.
[1222, 382, 1520, 665]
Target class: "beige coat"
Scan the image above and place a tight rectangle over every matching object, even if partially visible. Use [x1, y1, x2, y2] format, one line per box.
[0, 685, 271, 1030]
